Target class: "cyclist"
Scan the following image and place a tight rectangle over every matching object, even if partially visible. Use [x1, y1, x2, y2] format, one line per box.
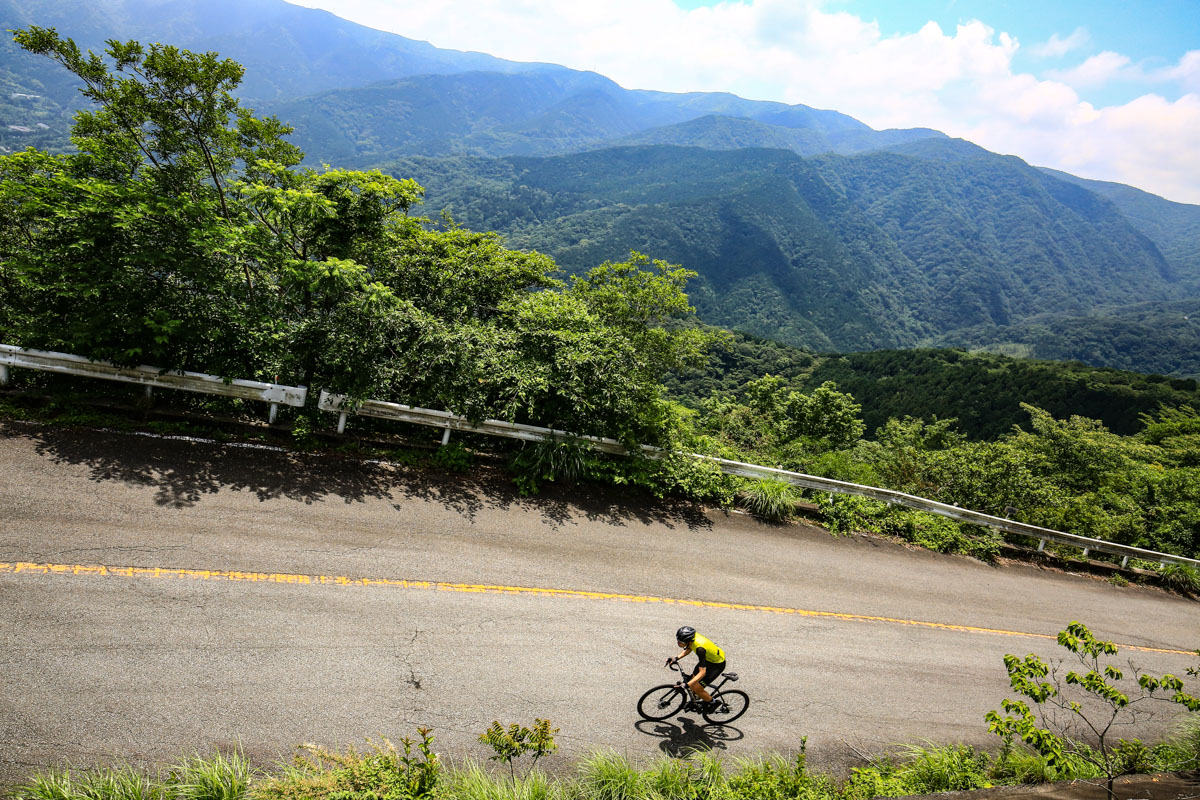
[665, 625, 726, 711]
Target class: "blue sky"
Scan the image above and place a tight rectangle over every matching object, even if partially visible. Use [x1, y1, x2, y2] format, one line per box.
[291, 0, 1200, 203]
[671, 0, 1198, 107]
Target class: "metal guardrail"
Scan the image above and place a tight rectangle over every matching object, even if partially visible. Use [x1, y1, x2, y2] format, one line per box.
[319, 391, 1200, 570]
[0, 344, 307, 423]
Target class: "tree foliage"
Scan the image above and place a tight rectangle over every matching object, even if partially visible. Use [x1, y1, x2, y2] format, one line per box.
[0, 29, 718, 446]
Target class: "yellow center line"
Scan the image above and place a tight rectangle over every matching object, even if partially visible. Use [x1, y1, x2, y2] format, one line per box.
[2, 561, 1194, 656]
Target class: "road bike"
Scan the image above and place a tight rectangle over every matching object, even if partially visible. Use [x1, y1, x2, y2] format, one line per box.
[637, 661, 749, 725]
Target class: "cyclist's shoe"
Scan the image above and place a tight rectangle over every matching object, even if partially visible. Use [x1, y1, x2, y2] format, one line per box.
[701, 700, 722, 713]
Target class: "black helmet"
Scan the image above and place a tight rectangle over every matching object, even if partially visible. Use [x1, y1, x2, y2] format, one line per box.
[676, 626, 696, 643]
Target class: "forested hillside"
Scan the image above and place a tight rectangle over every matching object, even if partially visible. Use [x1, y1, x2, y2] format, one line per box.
[666, 332, 1200, 440]
[931, 300, 1200, 379]
[385, 145, 1181, 352]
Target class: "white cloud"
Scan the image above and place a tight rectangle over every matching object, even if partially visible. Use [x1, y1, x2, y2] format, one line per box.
[1031, 27, 1090, 59]
[1158, 49, 1200, 93]
[1047, 51, 1134, 88]
[287, 0, 1200, 204]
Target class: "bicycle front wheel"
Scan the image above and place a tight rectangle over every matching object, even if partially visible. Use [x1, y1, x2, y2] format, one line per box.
[637, 684, 686, 721]
[703, 689, 749, 724]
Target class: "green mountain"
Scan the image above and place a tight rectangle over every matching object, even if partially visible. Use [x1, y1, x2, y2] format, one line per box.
[3, 0, 916, 163]
[383, 144, 1178, 353]
[258, 70, 952, 164]
[803, 348, 1200, 440]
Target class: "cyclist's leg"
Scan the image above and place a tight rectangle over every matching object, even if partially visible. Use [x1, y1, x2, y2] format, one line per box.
[687, 663, 715, 702]
[696, 661, 725, 705]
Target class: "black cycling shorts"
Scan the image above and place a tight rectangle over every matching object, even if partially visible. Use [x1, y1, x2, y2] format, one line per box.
[689, 659, 726, 686]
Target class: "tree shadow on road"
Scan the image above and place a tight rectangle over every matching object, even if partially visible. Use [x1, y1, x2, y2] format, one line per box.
[634, 717, 744, 758]
[7, 421, 713, 531]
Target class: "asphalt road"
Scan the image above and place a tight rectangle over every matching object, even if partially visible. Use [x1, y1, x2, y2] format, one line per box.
[2, 420, 1198, 786]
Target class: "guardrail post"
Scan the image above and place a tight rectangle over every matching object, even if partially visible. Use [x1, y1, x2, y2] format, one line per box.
[1121, 556, 1130, 568]
[337, 412, 348, 434]
[1037, 539, 1047, 552]
[441, 427, 451, 446]
[1081, 548, 1090, 559]
[0, 364, 8, 386]
[144, 385, 154, 402]
[268, 403, 279, 424]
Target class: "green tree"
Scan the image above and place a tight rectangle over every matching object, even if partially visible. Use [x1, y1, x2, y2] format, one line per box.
[1, 30, 721, 451]
[0, 28, 301, 375]
[986, 621, 1200, 800]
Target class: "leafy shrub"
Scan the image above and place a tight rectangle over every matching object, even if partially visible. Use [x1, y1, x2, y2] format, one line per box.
[817, 494, 878, 536]
[728, 746, 838, 800]
[1108, 573, 1130, 587]
[431, 441, 474, 473]
[739, 479, 798, 521]
[255, 733, 440, 800]
[587, 451, 739, 507]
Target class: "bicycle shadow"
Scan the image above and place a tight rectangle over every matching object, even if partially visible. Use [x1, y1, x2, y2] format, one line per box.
[634, 717, 745, 758]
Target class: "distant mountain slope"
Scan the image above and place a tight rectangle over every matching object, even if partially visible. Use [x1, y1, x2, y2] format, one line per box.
[808, 150, 1177, 326]
[0, 0, 547, 152]
[263, 68, 950, 163]
[1039, 168, 1200, 291]
[384, 145, 1178, 352]
[3, 0, 932, 163]
[0, 0, 536, 103]
[602, 114, 945, 158]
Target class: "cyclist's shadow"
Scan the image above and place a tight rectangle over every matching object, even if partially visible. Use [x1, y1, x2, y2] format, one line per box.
[634, 716, 745, 758]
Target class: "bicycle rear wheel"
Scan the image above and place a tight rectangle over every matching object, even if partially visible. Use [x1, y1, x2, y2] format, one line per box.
[703, 689, 749, 724]
[637, 683, 687, 720]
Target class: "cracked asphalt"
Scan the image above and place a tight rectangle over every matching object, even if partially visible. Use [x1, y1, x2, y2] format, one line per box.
[1, 420, 1198, 785]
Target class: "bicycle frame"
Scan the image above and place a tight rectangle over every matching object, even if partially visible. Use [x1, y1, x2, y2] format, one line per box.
[670, 660, 733, 699]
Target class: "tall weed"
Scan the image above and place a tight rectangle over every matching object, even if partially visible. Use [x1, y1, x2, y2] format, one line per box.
[576, 752, 643, 800]
[170, 751, 252, 800]
[13, 766, 164, 800]
[739, 479, 797, 522]
[439, 762, 559, 800]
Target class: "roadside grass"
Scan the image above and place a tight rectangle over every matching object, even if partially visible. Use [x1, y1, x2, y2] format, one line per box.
[10, 729, 1200, 800]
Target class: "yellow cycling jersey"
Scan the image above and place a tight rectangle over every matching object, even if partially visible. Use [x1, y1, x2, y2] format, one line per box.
[685, 633, 726, 664]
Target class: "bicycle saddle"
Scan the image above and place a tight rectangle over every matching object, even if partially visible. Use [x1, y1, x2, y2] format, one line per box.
[724, 673, 739, 681]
